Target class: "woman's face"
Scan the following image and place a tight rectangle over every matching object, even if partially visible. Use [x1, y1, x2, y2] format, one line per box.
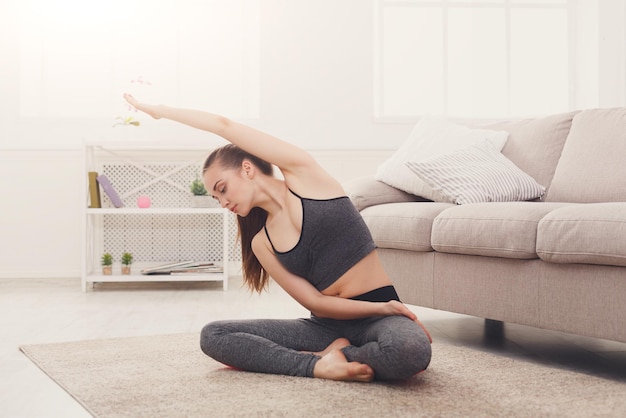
[202, 162, 253, 216]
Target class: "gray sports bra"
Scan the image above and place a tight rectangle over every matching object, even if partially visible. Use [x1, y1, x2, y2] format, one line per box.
[264, 189, 376, 291]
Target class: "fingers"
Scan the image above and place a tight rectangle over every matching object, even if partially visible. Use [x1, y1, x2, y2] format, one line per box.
[123, 93, 138, 108]
[400, 302, 432, 343]
[396, 301, 417, 321]
[415, 318, 433, 343]
[404, 310, 417, 321]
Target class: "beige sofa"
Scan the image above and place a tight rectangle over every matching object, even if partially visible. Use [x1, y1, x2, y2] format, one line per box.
[346, 107, 626, 343]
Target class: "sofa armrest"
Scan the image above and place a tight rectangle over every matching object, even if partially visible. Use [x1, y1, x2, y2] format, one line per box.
[343, 176, 430, 211]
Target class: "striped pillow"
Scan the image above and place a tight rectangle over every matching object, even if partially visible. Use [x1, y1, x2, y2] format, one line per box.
[375, 117, 509, 201]
[405, 140, 545, 205]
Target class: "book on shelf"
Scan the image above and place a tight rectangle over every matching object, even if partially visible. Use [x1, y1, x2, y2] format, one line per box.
[88, 171, 101, 208]
[141, 261, 195, 275]
[96, 174, 124, 208]
[170, 265, 223, 275]
[141, 261, 222, 275]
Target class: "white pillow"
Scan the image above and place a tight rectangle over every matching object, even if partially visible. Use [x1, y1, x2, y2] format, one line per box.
[375, 117, 509, 201]
[405, 140, 545, 205]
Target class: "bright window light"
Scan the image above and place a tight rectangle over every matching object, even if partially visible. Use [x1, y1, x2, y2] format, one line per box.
[375, 0, 572, 120]
[16, 0, 260, 121]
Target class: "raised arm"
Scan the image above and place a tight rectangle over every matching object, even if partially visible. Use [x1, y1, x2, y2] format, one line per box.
[125, 94, 313, 173]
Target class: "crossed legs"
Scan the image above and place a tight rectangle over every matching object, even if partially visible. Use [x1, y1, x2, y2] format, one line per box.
[200, 315, 431, 382]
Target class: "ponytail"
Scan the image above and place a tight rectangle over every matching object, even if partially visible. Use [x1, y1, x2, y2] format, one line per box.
[237, 207, 270, 292]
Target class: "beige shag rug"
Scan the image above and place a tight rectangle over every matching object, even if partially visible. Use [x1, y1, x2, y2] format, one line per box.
[20, 333, 626, 417]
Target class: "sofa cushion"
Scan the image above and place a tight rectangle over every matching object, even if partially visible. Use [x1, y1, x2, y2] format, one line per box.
[431, 202, 570, 259]
[546, 108, 626, 203]
[537, 203, 626, 267]
[344, 176, 430, 212]
[375, 116, 508, 201]
[361, 202, 453, 252]
[484, 110, 578, 195]
[405, 140, 545, 205]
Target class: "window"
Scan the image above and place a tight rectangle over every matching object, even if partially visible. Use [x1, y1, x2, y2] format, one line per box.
[16, 0, 260, 122]
[374, 0, 572, 120]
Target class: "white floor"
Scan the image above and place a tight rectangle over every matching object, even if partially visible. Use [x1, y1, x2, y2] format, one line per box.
[2, 276, 626, 417]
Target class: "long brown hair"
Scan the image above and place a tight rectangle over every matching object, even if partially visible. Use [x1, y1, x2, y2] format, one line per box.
[203, 144, 274, 293]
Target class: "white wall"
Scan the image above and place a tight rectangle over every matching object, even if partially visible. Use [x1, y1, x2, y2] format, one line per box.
[0, 0, 410, 151]
[1, 0, 625, 279]
[0, 150, 83, 278]
[598, 0, 626, 107]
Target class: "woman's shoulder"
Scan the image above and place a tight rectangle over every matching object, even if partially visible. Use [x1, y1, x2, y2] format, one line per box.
[251, 228, 271, 255]
[283, 172, 345, 200]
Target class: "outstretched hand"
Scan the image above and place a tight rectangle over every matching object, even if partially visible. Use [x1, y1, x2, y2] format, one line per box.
[385, 300, 433, 343]
[123, 93, 161, 120]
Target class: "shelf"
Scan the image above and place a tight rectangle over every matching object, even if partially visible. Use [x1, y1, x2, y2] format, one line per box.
[86, 261, 227, 285]
[82, 142, 231, 292]
[85, 272, 227, 283]
[86, 207, 226, 215]
[83, 140, 217, 151]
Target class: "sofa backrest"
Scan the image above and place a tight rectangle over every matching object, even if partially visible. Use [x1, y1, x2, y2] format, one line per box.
[546, 108, 626, 203]
[485, 111, 579, 197]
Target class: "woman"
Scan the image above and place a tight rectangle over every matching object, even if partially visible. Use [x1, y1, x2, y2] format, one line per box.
[124, 94, 432, 382]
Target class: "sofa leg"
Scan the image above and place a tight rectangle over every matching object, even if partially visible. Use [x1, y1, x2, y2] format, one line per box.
[484, 319, 505, 345]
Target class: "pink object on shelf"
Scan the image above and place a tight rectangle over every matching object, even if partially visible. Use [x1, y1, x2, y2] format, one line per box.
[137, 196, 151, 208]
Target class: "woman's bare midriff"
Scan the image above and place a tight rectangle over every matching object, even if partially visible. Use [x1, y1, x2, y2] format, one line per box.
[321, 250, 393, 299]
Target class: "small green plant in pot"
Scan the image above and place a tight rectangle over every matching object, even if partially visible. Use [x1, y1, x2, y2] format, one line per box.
[190, 176, 217, 207]
[190, 177, 208, 196]
[121, 252, 133, 275]
[101, 252, 113, 275]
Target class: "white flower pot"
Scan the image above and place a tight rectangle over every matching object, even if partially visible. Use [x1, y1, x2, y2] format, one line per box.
[191, 195, 218, 208]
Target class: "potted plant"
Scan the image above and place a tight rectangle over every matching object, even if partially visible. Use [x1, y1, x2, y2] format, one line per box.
[121, 252, 133, 275]
[190, 176, 217, 207]
[101, 252, 113, 275]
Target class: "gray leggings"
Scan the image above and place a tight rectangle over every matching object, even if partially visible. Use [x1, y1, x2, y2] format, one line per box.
[200, 305, 432, 380]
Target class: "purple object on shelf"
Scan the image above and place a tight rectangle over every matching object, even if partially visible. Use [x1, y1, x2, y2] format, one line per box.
[96, 174, 124, 208]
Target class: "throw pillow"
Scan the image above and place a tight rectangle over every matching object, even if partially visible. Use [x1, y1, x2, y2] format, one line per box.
[405, 140, 546, 205]
[375, 116, 509, 201]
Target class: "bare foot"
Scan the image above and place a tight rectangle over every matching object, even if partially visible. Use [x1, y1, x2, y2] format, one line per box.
[313, 349, 374, 382]
[301, 337, 351, 356]
[310, 338, 351, 357]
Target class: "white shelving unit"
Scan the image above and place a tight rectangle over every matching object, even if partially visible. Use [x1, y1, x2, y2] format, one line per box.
[81, 140, 230, 292]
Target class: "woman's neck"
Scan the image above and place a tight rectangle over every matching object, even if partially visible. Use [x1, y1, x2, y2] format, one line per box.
[254, 177, 289, 218]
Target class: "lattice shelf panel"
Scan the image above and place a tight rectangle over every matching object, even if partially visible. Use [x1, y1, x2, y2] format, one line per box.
[102, 213, 240, 263]
[99, 162, 241, 263]
[101, 162, 204, 209]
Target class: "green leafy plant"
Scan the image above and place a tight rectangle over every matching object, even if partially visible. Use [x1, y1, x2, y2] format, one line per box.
[121, 252, 133, 266]
[190, 177, 208, 196]
[113, 116, 140, 127]
[101, 252, 113, 266]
